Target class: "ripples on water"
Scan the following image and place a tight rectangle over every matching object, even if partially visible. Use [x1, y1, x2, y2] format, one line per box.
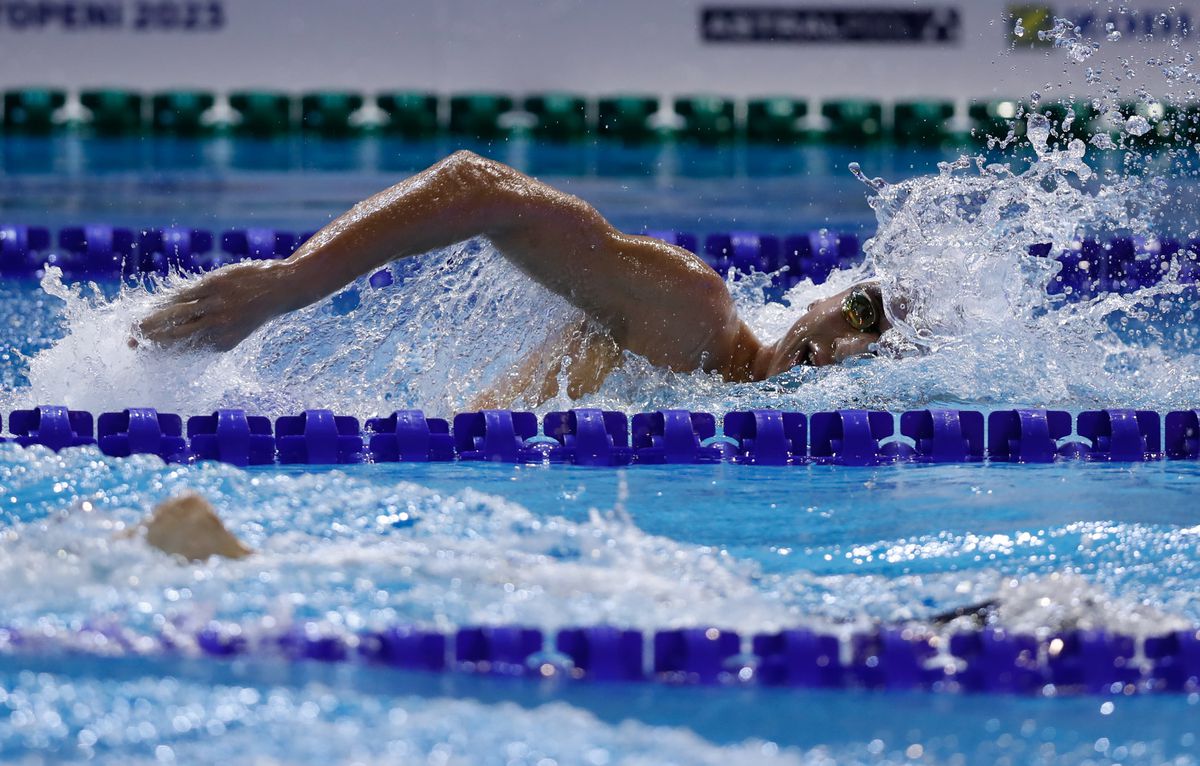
[0, 446, 1196, 641]
[4, 12, 1200, 763]
[15, 114, 1200, 417]
[3, 668, 1192, 765]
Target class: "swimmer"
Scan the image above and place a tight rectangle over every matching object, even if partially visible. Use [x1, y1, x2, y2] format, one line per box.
[122, 492, 252, 562]
[136, 151, 893, 406]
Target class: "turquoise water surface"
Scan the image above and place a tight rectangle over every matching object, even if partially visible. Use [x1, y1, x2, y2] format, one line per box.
[1, 137, 1199, 765]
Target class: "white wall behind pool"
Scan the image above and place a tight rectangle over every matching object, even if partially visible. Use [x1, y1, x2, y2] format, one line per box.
[0, 0, 1194, 101]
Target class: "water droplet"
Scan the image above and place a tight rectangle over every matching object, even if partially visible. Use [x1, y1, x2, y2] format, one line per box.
[1026, 112, 1052, 155]
[848, 162, 888, 192]
[1125, 114, 1152, 136]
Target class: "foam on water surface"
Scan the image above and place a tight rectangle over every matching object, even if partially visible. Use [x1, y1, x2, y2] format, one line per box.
[0, 445, 1195, 646]
[1, 665, 1197, 765]
[11, 119, 1200, 417]
[0, 671, 804, 765]
[4, 10, 1200, 762]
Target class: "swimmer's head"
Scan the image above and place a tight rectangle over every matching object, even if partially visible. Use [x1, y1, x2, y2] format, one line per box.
[762, 282, 897, 376]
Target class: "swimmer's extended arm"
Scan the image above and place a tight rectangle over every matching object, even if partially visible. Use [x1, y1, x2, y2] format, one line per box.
[137, 151, 763, 380]
[139, 151, 543, 351]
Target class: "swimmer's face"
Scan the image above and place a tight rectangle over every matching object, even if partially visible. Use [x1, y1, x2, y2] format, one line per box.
[765, 282, 891, 376]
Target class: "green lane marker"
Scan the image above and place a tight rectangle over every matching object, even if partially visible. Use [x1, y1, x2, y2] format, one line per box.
[378, 92, 440, 139]
[892, 100, 955, 145]
[151, 91, 215, 136]
[597, 95, 660, 144]
[745, 97, 807, 144]
[524, 92, 589, 142]
[301, 91, 365, 137]
[2, 88, 67, 134]
[80, 89, 145, 136]
[674, 95, 735, 144]
[820, 99, 883, 145]
[448, 94, 514, 140]
[229, 91, 295, 137]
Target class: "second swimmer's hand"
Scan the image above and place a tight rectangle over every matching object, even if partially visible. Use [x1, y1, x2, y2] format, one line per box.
[133, 261, 292, 351]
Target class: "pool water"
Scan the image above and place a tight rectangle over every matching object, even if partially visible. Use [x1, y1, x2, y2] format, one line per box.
[3, 136, 1198, 236]
[2, 135, 1200, 765]
[1, 442, 1200, 764]
[0, 136, 922, 235]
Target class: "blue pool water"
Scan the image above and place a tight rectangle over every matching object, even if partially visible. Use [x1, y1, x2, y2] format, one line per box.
[3, 135, 1200, 764]
[2, 443, 1200, 763]
[3, 136, 1197, 236]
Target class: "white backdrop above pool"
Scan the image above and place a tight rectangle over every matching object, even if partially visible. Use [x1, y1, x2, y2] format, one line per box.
[0, 0, 1194, 101]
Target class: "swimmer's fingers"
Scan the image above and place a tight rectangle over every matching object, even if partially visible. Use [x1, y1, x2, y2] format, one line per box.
[136, 301, 211, 346]
[141, 304, 245, 351]
[139, 301, 205, 333]
[147, 320, 211, 347]
[133, 262, 282, 352]
[168, 279, 219, 306]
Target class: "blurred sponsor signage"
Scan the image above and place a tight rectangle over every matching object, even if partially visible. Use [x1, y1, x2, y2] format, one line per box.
[1007, 3, 1192, 46]
[701, 6, 962, 43]
[0, 1, 224, 31]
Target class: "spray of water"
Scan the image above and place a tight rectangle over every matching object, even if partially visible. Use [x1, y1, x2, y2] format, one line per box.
[0, 445, 1190, 643]
[14, 116, 1200, 417]
[16, 124, 1199, 419]
[14, 241, 583, 417]
[0, 9, 1198, 667]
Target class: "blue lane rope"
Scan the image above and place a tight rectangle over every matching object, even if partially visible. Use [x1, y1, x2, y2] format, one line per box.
[3, 405, 1200, 466]
[0, 224, 865, 287]
[2, 620, 1198, 696]
[2, 408, 1196, 692]
[5, 224, 1199, 295]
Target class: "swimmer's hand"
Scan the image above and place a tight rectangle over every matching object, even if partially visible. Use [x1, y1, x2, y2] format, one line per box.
[133, 261, 292, 351]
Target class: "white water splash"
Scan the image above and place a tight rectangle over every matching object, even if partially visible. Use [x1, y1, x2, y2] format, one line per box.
[0, 445, 1195, 641]
[0, 673, 809, 766]
[13, 186, 1199, 419]
[11, 13, 1200, 419]
[14, 242, 582, 418]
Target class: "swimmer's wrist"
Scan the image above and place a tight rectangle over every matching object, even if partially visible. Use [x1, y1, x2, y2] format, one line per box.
[269, 260, 317, 313]
[272, 230, 379, 313]
[273, 257, 346, 313]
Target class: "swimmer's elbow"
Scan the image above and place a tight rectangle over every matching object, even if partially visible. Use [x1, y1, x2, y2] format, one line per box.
[441, 150, 515, 194]
[436, 150, 532, 230]
[443, 148, 486, 173]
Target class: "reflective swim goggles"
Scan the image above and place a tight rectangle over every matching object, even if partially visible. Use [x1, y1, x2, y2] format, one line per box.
[841, 287, 880, 333]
